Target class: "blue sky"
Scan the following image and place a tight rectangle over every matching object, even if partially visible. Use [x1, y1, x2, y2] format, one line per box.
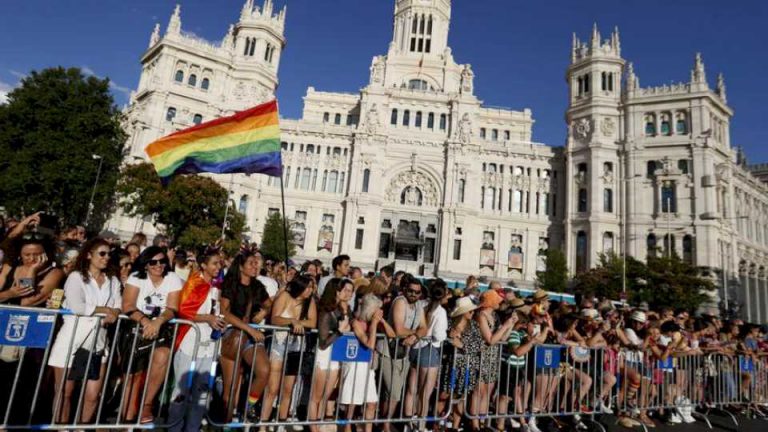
[1, 0, 767, 161]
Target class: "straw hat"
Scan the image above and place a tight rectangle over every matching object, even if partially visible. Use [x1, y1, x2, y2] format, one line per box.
[630, 310, 647, 324]
[532, 289, 549, 302]
[581, 308, 599, 320]
[510, 298, 526, 310]
[479, 290, 503, 309]
[451, 296, 479, 318]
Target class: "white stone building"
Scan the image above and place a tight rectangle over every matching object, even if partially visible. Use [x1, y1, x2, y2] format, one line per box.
[116, 0, 768, 322]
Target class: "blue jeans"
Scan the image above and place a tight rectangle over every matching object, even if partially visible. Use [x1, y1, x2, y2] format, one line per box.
[168, 351, 214, 432]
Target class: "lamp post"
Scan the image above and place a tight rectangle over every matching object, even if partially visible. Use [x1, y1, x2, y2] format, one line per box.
[621, 174, 643, 296]
[85, 154, 104, 228]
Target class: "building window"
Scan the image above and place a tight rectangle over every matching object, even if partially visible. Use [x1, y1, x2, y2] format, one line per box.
[483, 187, 496, 210]
[603, 232, 614, 254]
[174, 70, 184, 82]
[513, 190, 523, 213]
[239, 195, 249, 214]
[403, 110, 410, 126]
[355, 229, 364, 250]
[644, 114, 656, 136]
[201, 77, 210, 90]
[453, 239, 462, 260]
[327, 171, 338, 193]
[660, 113, 671, 135]
[334, 113, 341, 125]
[458, 179, 465, 203]
[576, 231, 588, 273]
[683, 235, 694, 264]
[300, 168, 311, 190]
[647, 234, 658, 258]
[578, 188, 588, 212]
[491, 129, 498, 141]
[362, 169, 370, 192]
[311, 169, 318, 190]
[542, 192, 550, 215]
[678, 159, 690, 174]
[306, 144, 315, 153]
[424, 237, 435, 264]
[408, 79, 429, 90]
[661, 182, 676, 213]
[165, 107, 176, 122]
[390, 109, 398, 125]
[480, 128, 486, 139]
[192, 114, 203, 125]
[415, 111, 422, 128]
[504, 130, 511, 141]
[647, 160, 657, 177]
[664, 234, 676, 256]
[323, 112, 330, 123]
[676, 112, 688, 134]
[427, 112, 434, 129]
[604, 188, 613, 212]
[583, 73, 590, 93]
[603, 162, 613, 174]
[439, 114, 447, 130]
[400, 186, 423, 206]
[188, 74, 197, 87]
[281, 141, 288, 151]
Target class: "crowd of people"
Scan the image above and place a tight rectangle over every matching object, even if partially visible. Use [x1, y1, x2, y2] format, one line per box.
[0, 212, 767, 432]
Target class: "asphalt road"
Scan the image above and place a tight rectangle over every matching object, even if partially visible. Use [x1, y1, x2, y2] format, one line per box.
[595, 411, 767, 432]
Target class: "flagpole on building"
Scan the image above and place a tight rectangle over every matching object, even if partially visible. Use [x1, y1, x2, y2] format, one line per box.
[279, 175, 290, 265]
[221, 174, 234, 240]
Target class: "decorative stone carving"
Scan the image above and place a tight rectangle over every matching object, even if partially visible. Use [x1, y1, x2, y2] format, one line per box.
[461, 65, 474, 94]
[600, 117, 615, 137]
[456, 113, 472, 144]
[385, 171, 439, 207]
[233, 81, 247, 100]
[370, 56, 384, 85]
[364, 104, 380, 134]
[573, 118, 592, 141]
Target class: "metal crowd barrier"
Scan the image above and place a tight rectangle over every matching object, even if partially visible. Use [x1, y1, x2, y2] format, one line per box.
[206, 324, 455, 431]
[0, 304, 200, 430]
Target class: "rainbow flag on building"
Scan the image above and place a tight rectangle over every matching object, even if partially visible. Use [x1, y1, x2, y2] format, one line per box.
[145, 100, 282, 179]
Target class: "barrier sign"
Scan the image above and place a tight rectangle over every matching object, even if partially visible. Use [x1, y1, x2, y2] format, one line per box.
[0, 309, 56, 348]
[535, 346, 561, 369]
[739, 356, 754, 372]
[331, 335, 372, 363]
[657, 357, 675, 370]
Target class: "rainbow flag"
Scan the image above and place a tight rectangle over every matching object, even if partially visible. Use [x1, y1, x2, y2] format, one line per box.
[145, 100, 282, 179]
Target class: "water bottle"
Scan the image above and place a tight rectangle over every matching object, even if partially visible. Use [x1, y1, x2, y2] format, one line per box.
[210, 285, 223, 340]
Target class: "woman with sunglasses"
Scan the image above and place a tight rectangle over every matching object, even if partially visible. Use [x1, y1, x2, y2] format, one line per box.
[47, 238, 122, 424]
[121, 245, 182, 424]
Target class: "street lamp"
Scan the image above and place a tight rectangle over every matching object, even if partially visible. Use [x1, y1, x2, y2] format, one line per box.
[85, 154, 104, 228]
[621, 174, 643, 296]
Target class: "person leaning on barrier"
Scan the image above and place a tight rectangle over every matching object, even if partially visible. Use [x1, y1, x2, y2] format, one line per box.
[219, 250, 271, 421]
[167, 246, 227, 432]
[261, 275, 317, 424]
[120, 245, 182, 424]
[47, 238, 122, 425]
[308, 277, 354, 432]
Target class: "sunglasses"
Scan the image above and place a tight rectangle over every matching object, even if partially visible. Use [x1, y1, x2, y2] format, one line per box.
[95, 251, 109, 257]
[22, 232, 47, 240]
[148, 259, 166, 266]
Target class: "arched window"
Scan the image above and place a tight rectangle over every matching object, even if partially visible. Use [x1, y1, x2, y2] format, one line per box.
[483, 187, 496, 210]
[661, 182, 676, 213]
[578, 188, 588, 212]
[327, 171, 338, 193]
[647, 160, 657, 177]
[239, 195, 249, 214]
[415, 111, 422, 127]
[403, 110, 410, 126]
[400, 186, 423, 206]
[488, 163, 497, 173]
[603, 188, 613, 213]
[333, 147, 342, 156]
[480, 128, 486, 139]
[391, 109, 398, 125]
[676, 112, 688, 134]
[660, 113, 671, 135]
[305, 144, 315, 153]
[334, 113, 341, 125]
[362, 169, 370, 193]
[491, 129, 499, 141]
[300, 168, 312, 190]
[439, 114, 447, 130]
[576, 231, 588, 272]
[513, 190, 523, 212]
[683, 235, 694, 264]
[249, 38, 256, 56]
[174, 70, 184, 82]
[264, 43, 272, 62]
[603, 232, 614, 253]
[458, 179, 465, 203]
[647, 233, 658, 257]
[603, 162, 613, 174]
[427, 112, 435, 129]
[408, 79, 429, 90]
[165, 107, 176, 122]
[244, 38, 251, 56]
[192, 114, 203, 125]
[268, 46, 276, 63]
[281, 141, 288, 151]
[577, 76, 584, 96]
[644, 113, 656, 136]
[201, 78, 210, 90]
[664, 234, 676, 256]
[188, 74, 197, 87]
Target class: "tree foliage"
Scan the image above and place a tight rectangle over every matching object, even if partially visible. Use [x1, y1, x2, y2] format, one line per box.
[572, 252, 715, 312]
[536, 248, 568, 293]
[260, 212, 295, 262]
[116, 162, 246, 254]
[0, 67, 126, 229]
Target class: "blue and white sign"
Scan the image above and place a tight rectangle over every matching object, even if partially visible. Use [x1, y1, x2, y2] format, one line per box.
[331, 335, 372, 363]
[0, 310, 56, 348]
[739, 356, 754, 373]
[657, 357, 674, 370]
[535, 346, 561, 369]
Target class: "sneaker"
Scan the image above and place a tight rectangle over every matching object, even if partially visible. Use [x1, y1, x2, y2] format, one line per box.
[573, 415, 588, 431]
[246, 403, 259, 422]
[508, 418, 521, 428]
[596, 399, 614, 414]
[526, 417, 542, 432]
[668, 413, 682, 424]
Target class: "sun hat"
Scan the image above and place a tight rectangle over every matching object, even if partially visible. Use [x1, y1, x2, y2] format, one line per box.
[630, 311, 647, 324]
[510, 298, 526, 310]
[581, 308, 599, 320]
[479, 290, 503, 309]
[532, 289, 549, 302]
[451, 296, 480, 318]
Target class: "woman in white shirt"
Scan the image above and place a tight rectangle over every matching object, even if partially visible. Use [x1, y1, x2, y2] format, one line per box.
[48, 238, 122, 424]
[121, 246, 182, 424]
[403, 279, 451, 424]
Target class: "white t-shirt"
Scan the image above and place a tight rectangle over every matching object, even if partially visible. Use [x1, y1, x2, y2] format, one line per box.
[127, 272, 183, 317]
[415, 305, 447, 349]
[258, 275, 279, 298]
[623, 328, 644, 363]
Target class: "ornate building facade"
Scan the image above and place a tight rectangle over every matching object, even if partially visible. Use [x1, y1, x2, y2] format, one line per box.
[116, 0, 768, 322]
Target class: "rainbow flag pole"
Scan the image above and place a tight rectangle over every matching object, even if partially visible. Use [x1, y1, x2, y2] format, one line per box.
[145, 100, 289, 256]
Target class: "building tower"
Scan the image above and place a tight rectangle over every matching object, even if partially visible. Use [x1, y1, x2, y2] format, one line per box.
[564, 25, 625, 274]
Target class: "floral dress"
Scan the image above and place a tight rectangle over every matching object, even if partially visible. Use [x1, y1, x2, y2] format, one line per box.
[440, 319, 483, 397]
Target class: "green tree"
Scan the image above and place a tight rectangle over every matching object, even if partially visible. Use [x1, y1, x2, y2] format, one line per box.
[0, 67, 126, 229]
[116, 162, 247, 254]
[536, 248, 568, 292]
[260, 212, 295, 262]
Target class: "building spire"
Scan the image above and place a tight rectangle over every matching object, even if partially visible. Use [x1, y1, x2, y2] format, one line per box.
[612, 26, 621, 56]
[241, 0, 254, 19]
[167, 4, 181, 34]
[717, 72, 727, 103]
[571, 32, 578, 63]
[690, 52, 707, 84]
[590, 22, 600, 51]
[626, 62, 638, 91]
[149, 23, 161, 48]
[263, 0, 274, 17]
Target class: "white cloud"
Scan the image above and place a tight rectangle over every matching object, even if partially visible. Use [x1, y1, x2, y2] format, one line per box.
[0, 80, 15, 104]
[9, 70, 26, 80]
[81, 65, 132, 98]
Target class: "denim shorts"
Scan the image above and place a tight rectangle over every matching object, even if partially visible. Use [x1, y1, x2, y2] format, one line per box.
[409, 345, 441, 368]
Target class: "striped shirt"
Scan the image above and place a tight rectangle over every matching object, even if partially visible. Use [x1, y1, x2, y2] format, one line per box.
[504, 330, 526, 367]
